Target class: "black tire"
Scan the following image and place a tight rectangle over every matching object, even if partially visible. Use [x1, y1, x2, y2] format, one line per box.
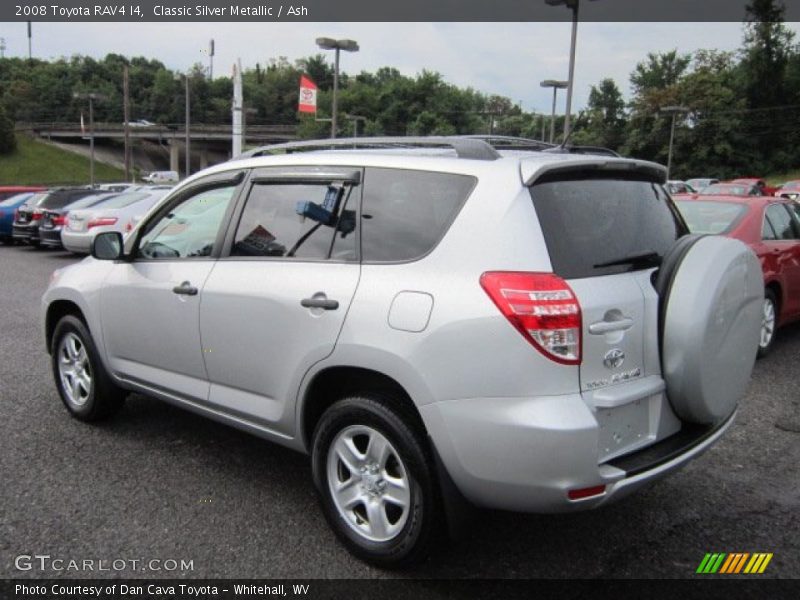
[757, 289, 778, 359]
[51, 315, 126, 421]
[311, 395, 442, 568]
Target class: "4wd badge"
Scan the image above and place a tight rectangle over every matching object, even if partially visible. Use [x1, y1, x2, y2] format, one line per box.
[603, 349, 625, 369]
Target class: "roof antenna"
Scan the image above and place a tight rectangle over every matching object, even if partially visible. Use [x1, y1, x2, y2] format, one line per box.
[558, 126, 576, 152]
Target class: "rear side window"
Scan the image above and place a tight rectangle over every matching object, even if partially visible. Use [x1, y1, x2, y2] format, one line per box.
[360, 168, 476, 262]
[765, 204, 799, 240]
[530, 173, 686, 279]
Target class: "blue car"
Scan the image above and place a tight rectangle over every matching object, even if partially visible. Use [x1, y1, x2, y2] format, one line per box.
[0, 192, 35, 244]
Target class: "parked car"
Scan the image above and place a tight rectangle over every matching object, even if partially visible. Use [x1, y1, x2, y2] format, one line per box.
[61, 188, 171, 254]
[39, 192, 122, 249]
[730, 178, 777, 196]
[775, 180, 800, 201]
[675, 195, 800, 356]
[14, 188, 107, 246]
[666, 180, 697, 195]
[686, 178, 719, 191]
[700, 182, 762, 197]
[42, 137, 762, 566]
[142, 170, 179, 184]
[0, 192, 36, 244]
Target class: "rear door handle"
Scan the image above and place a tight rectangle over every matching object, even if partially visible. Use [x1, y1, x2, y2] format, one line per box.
[172, 281, 198, 296]
[301, 294, 339, 310]
[588, 317, 634, 335]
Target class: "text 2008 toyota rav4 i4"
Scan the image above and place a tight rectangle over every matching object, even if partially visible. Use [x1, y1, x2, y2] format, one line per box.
[42, 138, 763, 566]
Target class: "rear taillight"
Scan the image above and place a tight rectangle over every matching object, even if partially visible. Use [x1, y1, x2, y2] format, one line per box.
[88, 217, 117, 229]
[14, 209, 20, 220]
[52, 215, 66, 226]
[32, 209, 43, 221]
[480, 271, 582, 365]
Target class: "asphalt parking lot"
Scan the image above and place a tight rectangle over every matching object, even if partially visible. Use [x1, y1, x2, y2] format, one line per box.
[1, 244, 798, 580]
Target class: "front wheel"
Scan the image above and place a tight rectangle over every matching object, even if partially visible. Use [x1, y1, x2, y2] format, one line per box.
[51, 315, 126, 421]
[311, 396, 441, 567]
[757, 290, 778, 358]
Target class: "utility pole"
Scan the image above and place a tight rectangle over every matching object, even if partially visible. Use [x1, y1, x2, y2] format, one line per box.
[123, 65, 132, 182]
[74, 92, 105, 186]
[0, 38, 6, 59]
[661, 105, 689, 180]
[209, 39, 215, 79]
[27, 21, 32, 61]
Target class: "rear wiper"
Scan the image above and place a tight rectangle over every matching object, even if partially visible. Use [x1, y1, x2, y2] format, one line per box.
[594, 252, 662, 269]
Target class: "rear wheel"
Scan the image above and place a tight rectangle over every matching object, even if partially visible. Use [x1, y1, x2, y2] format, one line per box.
[51, 315, 126, 421]
[757, 289, 778, 358]
[311, 395, 441, 567]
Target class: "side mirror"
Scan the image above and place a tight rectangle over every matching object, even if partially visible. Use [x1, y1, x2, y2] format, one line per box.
[91, 231, 124, 260]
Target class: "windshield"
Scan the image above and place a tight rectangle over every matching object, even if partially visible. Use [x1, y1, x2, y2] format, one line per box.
[675, 200, 748, 235]
[91, 191, 155, 210]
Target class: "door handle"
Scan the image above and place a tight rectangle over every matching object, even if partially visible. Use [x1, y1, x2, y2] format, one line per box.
[172, 281, 198, 296]
[588, 317, 634, 335]
[301, 294, 339, 310]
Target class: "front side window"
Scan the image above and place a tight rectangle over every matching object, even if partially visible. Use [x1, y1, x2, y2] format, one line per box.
[137, 186, 237, 259]
[231, 183, 357, 260]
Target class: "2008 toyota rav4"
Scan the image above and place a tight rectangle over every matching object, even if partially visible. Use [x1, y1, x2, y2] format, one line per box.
[42, 137, 763, 566]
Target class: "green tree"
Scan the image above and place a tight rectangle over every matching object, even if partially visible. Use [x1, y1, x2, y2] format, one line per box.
[571, 78, 626, 150]
[0, 103, 16, 154]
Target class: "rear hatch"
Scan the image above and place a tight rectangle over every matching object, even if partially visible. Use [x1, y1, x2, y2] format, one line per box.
[529, 169, 688, 461]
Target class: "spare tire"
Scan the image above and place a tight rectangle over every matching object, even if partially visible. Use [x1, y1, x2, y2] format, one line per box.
[659, 235, 763, 424]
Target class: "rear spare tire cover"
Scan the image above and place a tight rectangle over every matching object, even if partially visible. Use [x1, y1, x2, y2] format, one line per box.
[661, 235, 763, 424]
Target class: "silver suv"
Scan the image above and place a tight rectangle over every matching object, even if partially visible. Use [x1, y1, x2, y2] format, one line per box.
[42, 137, 763, 566]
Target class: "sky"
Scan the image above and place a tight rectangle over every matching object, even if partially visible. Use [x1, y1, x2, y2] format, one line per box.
[1, 21, 800, 114]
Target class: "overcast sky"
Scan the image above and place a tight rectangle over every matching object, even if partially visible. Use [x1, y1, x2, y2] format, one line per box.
[1, 21, 799, 113]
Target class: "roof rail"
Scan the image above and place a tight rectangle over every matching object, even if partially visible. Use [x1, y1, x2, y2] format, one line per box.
[541, 145, 621, 158]
[237, 136, 502, 161]
[459, 134, 556, 151]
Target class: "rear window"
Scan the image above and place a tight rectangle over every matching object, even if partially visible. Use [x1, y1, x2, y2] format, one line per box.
[675, 200, 748, 234]
[530, 173, 686, 279]
[361, 168, 476, 262]
[93, 192, 152, 210]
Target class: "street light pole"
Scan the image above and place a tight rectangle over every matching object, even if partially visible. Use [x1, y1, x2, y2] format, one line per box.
[332, 46, 340, 139]
[185, 75, 190, 176]
[661, 105, 690, 180]
[564, 0, 579, 142]
[316, 37, 359, 139]
[545, 0, 597, 142]
[540, 80, 568, 144]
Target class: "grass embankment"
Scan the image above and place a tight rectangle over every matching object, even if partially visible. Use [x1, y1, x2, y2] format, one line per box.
[0, 135, 124, 186]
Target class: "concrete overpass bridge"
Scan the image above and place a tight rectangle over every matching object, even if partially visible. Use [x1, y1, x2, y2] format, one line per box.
[19, 122, 298, 172]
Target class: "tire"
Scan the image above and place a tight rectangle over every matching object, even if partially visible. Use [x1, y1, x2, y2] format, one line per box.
[311, 395, 441, 568]
[51, 315, 126, 421]
[757, 289, 778, 359]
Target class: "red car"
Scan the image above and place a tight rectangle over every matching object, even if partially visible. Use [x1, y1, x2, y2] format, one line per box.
[675, 195, 800, 357]
[730, 178, 778, 196]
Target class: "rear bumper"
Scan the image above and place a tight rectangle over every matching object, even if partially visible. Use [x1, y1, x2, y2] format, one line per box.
[12, 224, 37, 242]
[61, 232, 92, 253]
[421, 393, 735, 513]
[39, 227, 64, 248]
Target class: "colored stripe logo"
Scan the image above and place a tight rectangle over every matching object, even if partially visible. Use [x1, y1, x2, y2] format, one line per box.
[696, 552, 773, 574]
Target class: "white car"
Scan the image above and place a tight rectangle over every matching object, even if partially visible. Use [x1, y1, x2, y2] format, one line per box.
[61, 189, 171, 254]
